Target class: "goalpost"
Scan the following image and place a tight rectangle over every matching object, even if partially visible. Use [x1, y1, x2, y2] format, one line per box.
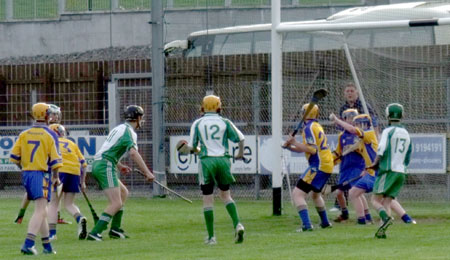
[271, 3, 450, 214]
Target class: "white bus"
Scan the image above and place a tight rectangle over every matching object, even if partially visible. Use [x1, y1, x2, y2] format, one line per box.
[164, 1, 450, 57]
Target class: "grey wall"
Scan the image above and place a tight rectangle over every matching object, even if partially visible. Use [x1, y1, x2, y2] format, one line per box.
[0, 6, 353, 59]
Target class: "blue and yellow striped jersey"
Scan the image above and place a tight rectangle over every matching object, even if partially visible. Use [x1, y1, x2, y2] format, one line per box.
[10, 123, 62, 172]
[302, 120, 334, 173]
[335, 131, 365, 174]
[354, 128, 378, 176]
[58, 137, 87, 175]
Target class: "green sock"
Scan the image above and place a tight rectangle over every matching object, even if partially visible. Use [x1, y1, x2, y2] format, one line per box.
[378, 208, 389, 221]
[18, 208, 26, 218]
[111, 209, 124, 230]
[90, 212, 112, 235]
[203, 208, 214, 239]
[225, 201, 240, 228]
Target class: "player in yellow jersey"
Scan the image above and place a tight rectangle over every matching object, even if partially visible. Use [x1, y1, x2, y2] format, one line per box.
[330, 113, 377, 224]
[47, 124, 88, 240]
[14, 104, 70, 224]
[10, 103, 62, 255]
[283, 103, 333, 231]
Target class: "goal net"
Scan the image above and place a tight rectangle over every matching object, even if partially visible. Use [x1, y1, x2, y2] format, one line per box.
[280, 25, 450, 202]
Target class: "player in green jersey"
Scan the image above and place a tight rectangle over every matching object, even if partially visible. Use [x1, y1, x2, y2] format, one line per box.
[87, 105, 155, 241]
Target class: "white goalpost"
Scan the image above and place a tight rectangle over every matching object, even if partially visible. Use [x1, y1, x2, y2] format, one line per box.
[271, 3, 450, 214]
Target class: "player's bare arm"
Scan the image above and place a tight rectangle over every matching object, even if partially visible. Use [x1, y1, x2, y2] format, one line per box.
[117, 162, 132, 175]
[284, 136, 317, 154]
[234, 140, 245, 160]
[129, 147, 155, 182]
[330, 113, 358, 135]
[80, 166, 87, 192]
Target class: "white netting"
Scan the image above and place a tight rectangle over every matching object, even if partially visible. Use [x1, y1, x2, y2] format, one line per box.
[281, 26, 450, 201]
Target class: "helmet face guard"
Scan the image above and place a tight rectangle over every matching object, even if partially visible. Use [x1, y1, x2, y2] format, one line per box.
[48, 104, 62, 124]
[342, 109, 359, 122]
[202, 95, 221, 113]
[353, 114, 372, 130]
[49, 124, 67, 137]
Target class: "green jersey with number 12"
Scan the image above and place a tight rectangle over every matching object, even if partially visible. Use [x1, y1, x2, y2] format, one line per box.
[189, 113, 245, 159]
[377, 125, 412, 174]
[94, 123, 137, 165]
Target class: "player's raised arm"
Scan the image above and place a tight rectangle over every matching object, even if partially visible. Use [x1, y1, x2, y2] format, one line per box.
[330, 112, 358, 135]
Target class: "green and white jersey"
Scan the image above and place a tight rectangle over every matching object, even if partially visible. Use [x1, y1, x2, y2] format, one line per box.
[377, 125, 412, 174]
[189, 113, 245, 158]
[94, 123, 137, 165]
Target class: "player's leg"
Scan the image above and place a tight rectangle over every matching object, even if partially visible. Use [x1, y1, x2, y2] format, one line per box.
[21, 197, 47, 255]
[15, 193, 30, 224]
[202, 190, 216, 245]
[293, 184, 312, 231]
[391, 199, 415, 224]
[311, 192, 331, 228]
[219, 187, 244, 244]
[63, 192, 87, 239]
[109, 180, 129, 239]
[38, 202, 55, 254]
[349, 187, 366, 224]
[334, 189, 349, 222]
[360, 195, 373, 224]
[47, 187, 62, 240]
[87, 160, 121, 241]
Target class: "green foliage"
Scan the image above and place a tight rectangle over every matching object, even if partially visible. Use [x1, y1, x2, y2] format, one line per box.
[1, 198, 449, 259]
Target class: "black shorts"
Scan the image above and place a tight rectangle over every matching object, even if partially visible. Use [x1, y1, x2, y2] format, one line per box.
[296, 179, 321, 193]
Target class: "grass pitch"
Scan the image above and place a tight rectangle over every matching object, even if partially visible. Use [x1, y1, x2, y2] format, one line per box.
[1, 197, 450, 259]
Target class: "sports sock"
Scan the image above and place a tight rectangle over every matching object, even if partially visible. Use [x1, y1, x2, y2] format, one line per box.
[203, 207, 214, 239]
[357, 217, 366, 224]
[341, 207, 349, 218]
[316, 206, 330, 226]
[18, 208, 26, 218]
[74, 213, 82, 223]
[377, 207, 389, 222]
[24, 233, 36, 248]
[401, 214, 412, 223]
[90, 212, 112, 235]
[225, 201, 240, 228]
[364, 209, 372, 222]
[49, 223, 57, 237]
[298, 205, 312, 229]
[111, 208, 124, 230]
[41, 237, 52, 252]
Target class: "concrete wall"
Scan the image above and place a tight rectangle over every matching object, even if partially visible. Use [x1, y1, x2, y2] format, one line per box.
[0, 6, 354, 59]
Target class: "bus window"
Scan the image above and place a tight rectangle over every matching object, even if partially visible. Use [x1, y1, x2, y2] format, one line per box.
[212, 33, 252, 56]
[186, 35, 215, 57]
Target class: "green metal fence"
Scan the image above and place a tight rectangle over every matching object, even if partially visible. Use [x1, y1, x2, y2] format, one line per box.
[0, 0, 363, 21]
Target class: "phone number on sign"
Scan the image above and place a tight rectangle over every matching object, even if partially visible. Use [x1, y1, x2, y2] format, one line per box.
[414, 143, 442, 153]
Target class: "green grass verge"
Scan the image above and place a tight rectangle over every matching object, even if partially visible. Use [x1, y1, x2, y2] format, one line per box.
[1, 198, 450, 259]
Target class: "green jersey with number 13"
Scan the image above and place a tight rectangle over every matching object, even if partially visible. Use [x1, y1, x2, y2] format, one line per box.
[377, 125, 412, 174]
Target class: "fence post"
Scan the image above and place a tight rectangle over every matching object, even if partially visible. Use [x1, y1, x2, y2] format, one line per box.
[107, 82, 118, 132]
[112, 0, 119, 11]
[253, 82, 261, 199]
[447, 78, 450, 200]
[5, 0, 13, 21]
[58, 0, 65, 14]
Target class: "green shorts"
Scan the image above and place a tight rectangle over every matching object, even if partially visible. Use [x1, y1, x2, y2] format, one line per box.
[91, 159, 119, 190]
[198, 156, 235, 186]
[373, 171, 405, 198]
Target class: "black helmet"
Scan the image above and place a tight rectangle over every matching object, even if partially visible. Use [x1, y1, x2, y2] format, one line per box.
[124, 105, 144, 121]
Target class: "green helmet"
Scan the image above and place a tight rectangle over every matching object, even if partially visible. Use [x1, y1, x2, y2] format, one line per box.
[385, 103, 404, 121]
